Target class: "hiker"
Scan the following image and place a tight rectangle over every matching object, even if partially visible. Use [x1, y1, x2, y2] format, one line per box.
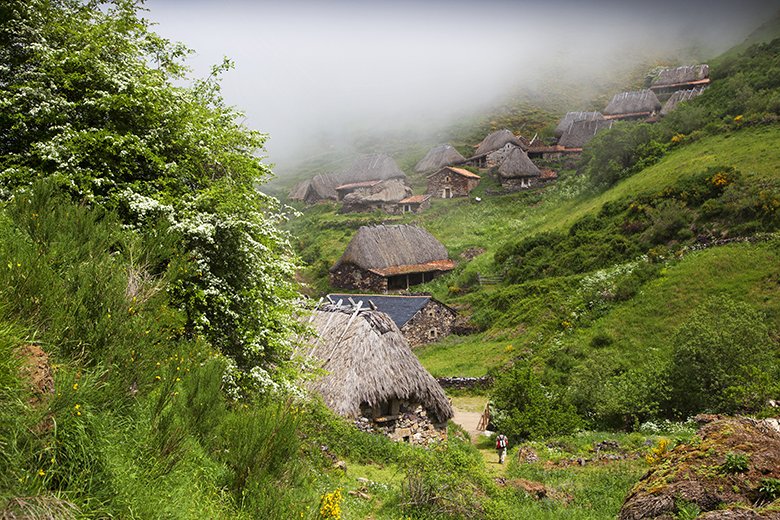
[496, 433, 509, 464]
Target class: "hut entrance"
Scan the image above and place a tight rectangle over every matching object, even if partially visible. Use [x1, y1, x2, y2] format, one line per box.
[442, 187, 452, 199]
[387, 271, 434, 290]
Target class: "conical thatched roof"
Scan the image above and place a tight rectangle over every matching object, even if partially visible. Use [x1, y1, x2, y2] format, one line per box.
[332, 224, 453, 275]
[415, 144, 466, 173]
[660, 87, 706, 116]
[309, 173, 340, 200]
[342, 179, 411, 204]
[342, 154, 406, 183]
[558, 119, 614, 149]
[554, 111, 604, 137]
[474, 129, 523, 156]
[604, 90, 661, 116]
[306, 304, 454, 423]
[288, 180, 311, 201]
[651, 65, 709, 88]
[497, 146, 541, 179]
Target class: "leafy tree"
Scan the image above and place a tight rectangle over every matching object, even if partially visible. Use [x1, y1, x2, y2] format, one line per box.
[665, 296, 779, 417]
[0, 0, 302, 392]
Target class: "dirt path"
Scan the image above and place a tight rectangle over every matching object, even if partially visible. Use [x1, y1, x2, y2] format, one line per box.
[449, 396, 509, 476]
[452, 409, 484, 443]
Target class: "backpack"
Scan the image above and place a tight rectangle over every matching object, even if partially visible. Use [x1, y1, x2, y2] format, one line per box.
[496, 435, 507, 449]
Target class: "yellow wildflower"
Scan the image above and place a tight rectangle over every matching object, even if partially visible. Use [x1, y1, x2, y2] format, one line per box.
[72, 383, 79, 390]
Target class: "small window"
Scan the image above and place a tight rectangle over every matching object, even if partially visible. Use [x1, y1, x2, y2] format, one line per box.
[428, 329, 438, 340]
[444, 175, 450, 182]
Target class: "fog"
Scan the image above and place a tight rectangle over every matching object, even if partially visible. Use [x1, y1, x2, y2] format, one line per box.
[144, 0, 775, 172]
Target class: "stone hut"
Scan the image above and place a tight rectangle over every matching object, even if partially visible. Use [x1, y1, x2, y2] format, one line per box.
[339, 179, 412, 213]
[330, 224, 455, 292]
[426, 166, 481, 199]
[603, 90, 661, 120]
[554, 111, 605, 137]
[415, 144, 466, 173]
[335, 180, 382, 201]
[463, 129, 524, 168]
[558, 119, 614, 149]
[496, 146, 542, 190]
[649, 64, 710, 98]
[327, 294, 457, 347]
[660, 87, 706, 116]
[306, 302, 453, 445]
[395, 194, 431, 215]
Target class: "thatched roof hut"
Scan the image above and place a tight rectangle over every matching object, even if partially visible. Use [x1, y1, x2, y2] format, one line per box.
[415, 144, 466, 173]
[288, 180, 311, 201]
[342, 154, 406, 183]
[306, 303, 454, 423]
[558, 119, 614, 149]
[474, 129, 523, 156]
[660, 87, 706, 116]
[650, 64, 709, 89]
[603, 90, 661, 118]
[554, 111, 604, 137]
[497, 146, 541, 179]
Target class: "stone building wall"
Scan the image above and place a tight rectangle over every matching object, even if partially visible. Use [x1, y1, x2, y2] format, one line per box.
[353, 404, 448, 447]
[329, 263, 387, 292]
[401, 300, 457, 347]
[426, 171, 478, 198]
[500, 176, 541, 191]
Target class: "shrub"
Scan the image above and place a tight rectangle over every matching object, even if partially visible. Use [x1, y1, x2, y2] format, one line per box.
[721, 452, 749, 474]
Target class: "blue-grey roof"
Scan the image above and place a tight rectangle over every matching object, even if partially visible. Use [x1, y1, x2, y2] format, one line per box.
[327, 294, 432, 328]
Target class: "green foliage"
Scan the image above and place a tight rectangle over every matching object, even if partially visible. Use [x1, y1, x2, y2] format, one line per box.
[759, 478, 780, 501]
[721, 452, 750, 474]
[674, 499, 701, 520]
[666, 296, 778, 417]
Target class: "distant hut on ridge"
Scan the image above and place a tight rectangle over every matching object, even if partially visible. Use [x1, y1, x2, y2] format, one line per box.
[603, 90, 661, 120]
[558, 119, 614, 149]
[305, 302, 453, 444]
[415, 144, 466, 173]
[554, 111, 604, 137]
[660, 87, 706, 116]
[288, 173, 341, 204]
[497, 146, 542, 191]
[464, 129, 524, 167]
[650, 65, 709, 98]
[330, 224, 455, 292]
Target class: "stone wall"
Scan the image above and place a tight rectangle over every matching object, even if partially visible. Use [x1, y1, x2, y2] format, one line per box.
[353, 404, 448, 447]
[500, 176, 541, 191]
[426, 171, 478, 198]
[401, 300, 457, 347]
[436, 376, 493, 390]
[329, 263, 387, 292]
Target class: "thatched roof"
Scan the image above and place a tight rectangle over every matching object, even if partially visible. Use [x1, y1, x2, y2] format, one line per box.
[660, 87, 706, 116]
[497, 146, 541, 179]
[399, 194, 431, 205]
[342, 154, 406, 183]
[288, 180, 311, 201]
[554, 111, 604, 137]
[342, 179, 411, 204]
[650, 65, 709, 88]
[474, 129, 523, 156]
[331, 224, 454, 275]
[558, 119, 614, 149]
[603, 90, 661, 117]
[415, 144, 466, 173]
[306, 304, 454, 423]
[309, 173, 340, 201]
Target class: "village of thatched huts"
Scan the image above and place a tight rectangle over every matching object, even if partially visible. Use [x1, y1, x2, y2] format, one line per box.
[327, 293, 457, 347]
[660, 86, 706, 116]
[603, 90, 661, 120]
[339, 179, 412, 213]
[396, 194, 431, 214]
[649, 64, 710, 97]
[330, 224, 455, 292]
[305, 302, 453, 444]
[554, 111, 605, 137]
[496, 146, 542, 190]
[558, 119, 614, 149]
[414, 144, 466, 173]
[426, 166, 480, 199]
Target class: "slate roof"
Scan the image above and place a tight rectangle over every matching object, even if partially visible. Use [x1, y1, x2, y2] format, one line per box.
[327, 294, 443, 328]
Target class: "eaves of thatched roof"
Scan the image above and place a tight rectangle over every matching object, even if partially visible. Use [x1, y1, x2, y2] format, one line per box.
[650, 65, 709, 89]
[497, 147, 541, 179]
[474, 129, 523, 156]
[306, 305, 454, 423]
[558, 119, 614, 149]
[603, 90, 661, 117]
[427, 166, 481, 180]
[332, 224, 452, 273]
[554, 111, 604, 137]
[336, 180, 382, 192]
[399, 194, 431, 204]
[370, 260, 455, 277]
[660, 87, 706, 116]
[415, 144, 466, 173]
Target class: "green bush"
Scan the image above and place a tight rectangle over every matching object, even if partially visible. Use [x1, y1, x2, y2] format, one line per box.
[721, 452, 750, 474]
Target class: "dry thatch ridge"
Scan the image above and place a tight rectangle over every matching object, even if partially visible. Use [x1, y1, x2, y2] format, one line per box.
[306, 304, 454, 423]
[558, 119, 614, 149]
[661, 87, 706, 116]
[342, 179, 411, 204]
[650, 64, 709, 87]
[332, 224, 450, 271]
[604, 90, 661, 116]
[342, 153, 406, 183]
[474, 129, 523, 156]
[415, 144, 466, 173]
[554, 111, 604, 137]
[497, 146, 541, 179]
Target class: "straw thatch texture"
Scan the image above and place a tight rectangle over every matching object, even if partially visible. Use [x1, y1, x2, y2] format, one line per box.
[342, 153, 406, 183]
[651, 64, 709, 87]
[308, 173, 341, 201]
[604, 90, 661, 116]
[288, 180, 311, 201]
[474, 129, 523, 156]
[558, 119, 614, 149]
[333, 224, 450, 271]
[660, 87, 706, 116]
[554, 111, 604, 137]
[415, 144, 466, 173]
[342, 179, 411, 204]
[497, 146, 541, 179]
[307, 305, 454, 423]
